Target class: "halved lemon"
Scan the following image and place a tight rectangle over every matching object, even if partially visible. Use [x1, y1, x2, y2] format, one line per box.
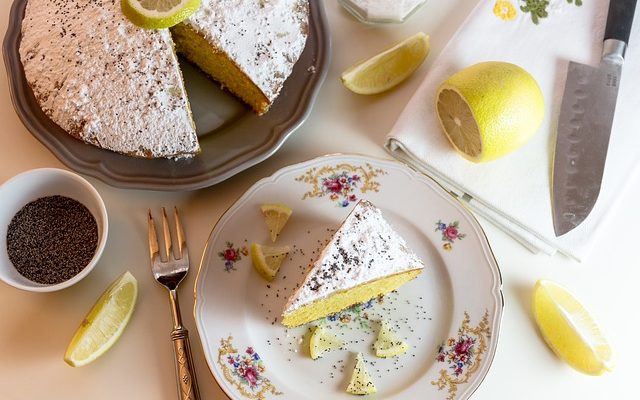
[121, 0, 201, 29]
[532, 280, 613, 375]
[260, 203, 292, 242]
[341, 32, 430, 95]
[309, 325, 343, 360]
[374, 320, 409, 358]
[64, 271, 138, 367]
[346, 352, 377, 395]
[250, 243, 291, 281]
[435, 61, 544, 162]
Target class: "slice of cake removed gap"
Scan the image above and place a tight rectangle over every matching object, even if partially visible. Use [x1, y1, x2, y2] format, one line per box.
[281, 200, 425, 328]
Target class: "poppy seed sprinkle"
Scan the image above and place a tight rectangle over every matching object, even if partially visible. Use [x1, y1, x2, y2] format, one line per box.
[6, 195, 98, 285]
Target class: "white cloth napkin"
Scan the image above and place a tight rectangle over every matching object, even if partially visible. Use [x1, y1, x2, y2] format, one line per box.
[385, 0, 640, 261]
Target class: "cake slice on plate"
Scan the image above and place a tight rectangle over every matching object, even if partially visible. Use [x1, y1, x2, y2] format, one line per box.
[281, 200, 425, 328]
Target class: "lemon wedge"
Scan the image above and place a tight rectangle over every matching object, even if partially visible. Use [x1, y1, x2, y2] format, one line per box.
[250, 243, 291, 281]
[121, 0, 201, 29]
[532, 279, 613, 375]
[341, 32, 430, 95]
[435, 61, 544, 162]
[260, 203, 292, 242]
[64, 271, 138, 367]
[309, 325, 343, 360]
[346, 352, 377, 395]
[374, 320, 409, 358]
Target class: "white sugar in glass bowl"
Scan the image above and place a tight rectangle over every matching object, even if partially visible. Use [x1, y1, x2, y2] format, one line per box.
[0, 168, 108, 292]
[338, 0, 427, 24]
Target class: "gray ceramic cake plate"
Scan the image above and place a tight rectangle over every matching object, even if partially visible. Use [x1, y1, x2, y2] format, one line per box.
[3, 0, 330, 191]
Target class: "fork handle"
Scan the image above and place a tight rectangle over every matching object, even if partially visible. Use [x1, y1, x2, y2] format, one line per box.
[171, 328, 201, 400]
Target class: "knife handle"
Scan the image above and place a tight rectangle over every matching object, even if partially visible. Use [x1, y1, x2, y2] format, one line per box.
[604, 0, 638, 45]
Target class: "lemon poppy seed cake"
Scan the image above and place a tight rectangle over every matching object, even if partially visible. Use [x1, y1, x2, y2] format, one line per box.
[281, 200, 425, 328]
[171, 0, 309, 115]
[19, 0, 199, 158]
[19, 0, 309, 157]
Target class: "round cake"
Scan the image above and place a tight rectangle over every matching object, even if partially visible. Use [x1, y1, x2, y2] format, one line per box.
[19, 0, 309, 159]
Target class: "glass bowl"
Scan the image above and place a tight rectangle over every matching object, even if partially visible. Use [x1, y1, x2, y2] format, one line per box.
[338, 0, 427, 24]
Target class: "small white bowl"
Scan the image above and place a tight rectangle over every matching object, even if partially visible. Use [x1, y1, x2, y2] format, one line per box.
[0, 168, 108, 292]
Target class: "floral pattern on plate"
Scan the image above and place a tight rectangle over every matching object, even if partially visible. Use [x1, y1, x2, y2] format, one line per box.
[219, 241, 248, 272]
[435, 220, 466, 251]
[218, 336, 282, 399]
[295, 162, 387, 207]
[432, 311, 491, 400]
[326, 295, 385, 330]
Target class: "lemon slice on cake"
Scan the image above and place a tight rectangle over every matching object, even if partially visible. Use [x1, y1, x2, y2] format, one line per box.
[435, 61, 544, 162]
[346, 352, 377, 395]
[64, 271, 138, 367]
[251, 243, 291, 281]
[374, 320, 409, 358]
[341, 32, 430, 95]
[309, 325, 343, 360]
[260, 203, 292, 242]
[122, 0, 202, 29]
[532, 280, 613, 375]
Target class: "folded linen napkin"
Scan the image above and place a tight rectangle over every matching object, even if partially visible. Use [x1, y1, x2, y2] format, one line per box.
[385, 0, 640, 261]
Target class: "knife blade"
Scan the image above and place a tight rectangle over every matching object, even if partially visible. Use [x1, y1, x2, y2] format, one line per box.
[552, 0, 637, 237]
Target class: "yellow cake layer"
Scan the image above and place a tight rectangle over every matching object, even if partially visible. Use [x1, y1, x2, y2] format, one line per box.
[171, 23, 271, 115]
[281, 269, 422, 327]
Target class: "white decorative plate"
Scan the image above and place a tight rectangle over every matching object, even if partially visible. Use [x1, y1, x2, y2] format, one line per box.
[194, 154, 503, 400]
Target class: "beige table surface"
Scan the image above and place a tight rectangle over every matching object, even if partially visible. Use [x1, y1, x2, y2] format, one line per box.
[1, 1, 639, 399]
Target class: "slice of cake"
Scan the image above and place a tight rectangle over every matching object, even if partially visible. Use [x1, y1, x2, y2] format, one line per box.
[281, 200, 425, 328]
[19, 0, 199, 158]
[171, 0, 309, 115]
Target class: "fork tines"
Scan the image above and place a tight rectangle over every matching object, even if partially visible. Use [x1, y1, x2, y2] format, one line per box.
[147, 207, 186, 262]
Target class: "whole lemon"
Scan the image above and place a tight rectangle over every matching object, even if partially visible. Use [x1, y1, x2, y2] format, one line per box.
[435, 61, 545, 162]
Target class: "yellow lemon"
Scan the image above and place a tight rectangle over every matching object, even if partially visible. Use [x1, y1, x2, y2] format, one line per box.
[346, 353, 377, 395]
[64, 271, 138, 367]
[374, 320, 409, 358]
[532, 280, 613, 375]
[435, 61, 544, 162]
[260, 203, 292, 242]
[341, 32, 430, 95]
[309, 325, 343, 360]
[121, 0, 201, 30]
[250, 243, 290, 281]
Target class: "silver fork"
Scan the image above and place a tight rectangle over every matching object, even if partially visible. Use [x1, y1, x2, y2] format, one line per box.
[148, 207, 200, 400]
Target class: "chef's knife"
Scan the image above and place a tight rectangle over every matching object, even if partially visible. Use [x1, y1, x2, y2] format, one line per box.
[552, 0, 637, 237]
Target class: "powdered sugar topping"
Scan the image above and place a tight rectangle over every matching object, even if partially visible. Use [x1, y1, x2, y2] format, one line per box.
[283, 200, 425, 313]
[182, 0, 309, 102]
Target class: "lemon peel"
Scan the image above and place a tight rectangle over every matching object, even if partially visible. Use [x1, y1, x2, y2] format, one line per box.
[532, 279, 613, 375]
[121, 0, 201, 29]
[341, 32, 430, 95]
[64, 271, 138, 367]
[250, 243, 290, 281]
[260, 203, 292, 242]
[309, 325, 343, 360]
[436, 61, 544, 162]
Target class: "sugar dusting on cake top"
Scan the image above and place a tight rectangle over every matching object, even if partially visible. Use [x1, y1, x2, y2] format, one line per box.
[283, 200, 425, 314]
[19, 0, 199, 158]
[182, 0, 309, 103]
